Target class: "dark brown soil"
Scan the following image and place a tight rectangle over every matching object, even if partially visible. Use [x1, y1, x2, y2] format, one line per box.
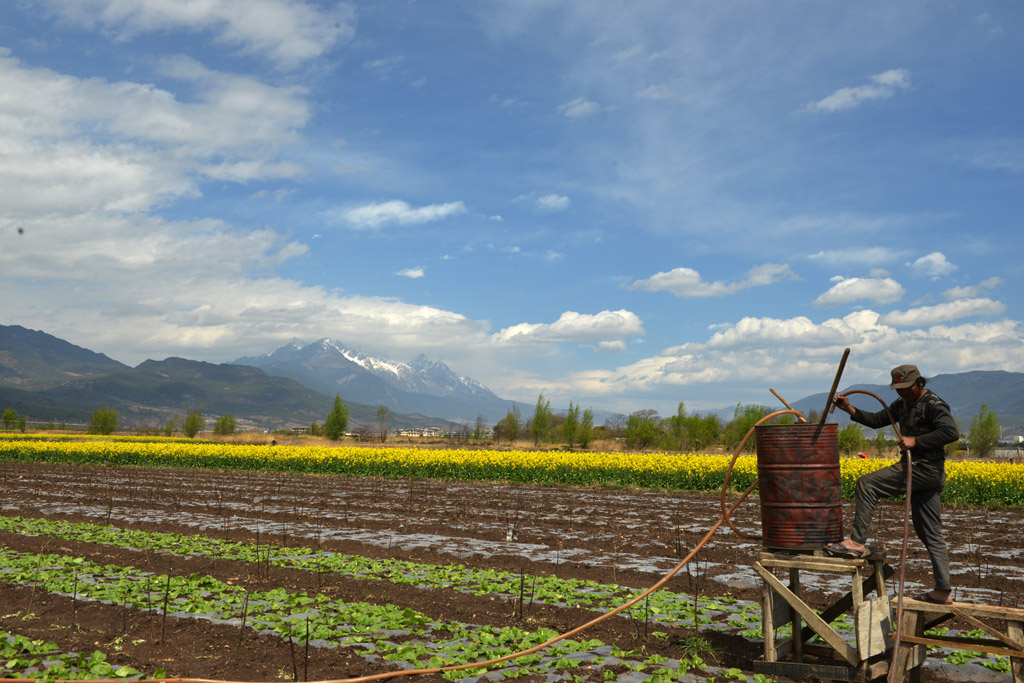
[1, 461, 1022, 682]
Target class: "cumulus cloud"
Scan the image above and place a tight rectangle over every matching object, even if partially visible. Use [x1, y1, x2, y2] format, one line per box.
[38, 0, 355, 69]
[0, 52, 310, 218]
[396, 267, 424, 279]
[557, 96, 601, 119]
[536, 194, 570, 212]
[628, 263, 797, 298]
[908, 252, 957, 279]
[944, 277, 1001, 299]
[492, 310, 645, 346]
[557, 310, 1024, 404]
[806, 69, 910, 113]
[813, 276, 905, 306]
[327, 200, 467, 230]
[880, 298, 1005, 327]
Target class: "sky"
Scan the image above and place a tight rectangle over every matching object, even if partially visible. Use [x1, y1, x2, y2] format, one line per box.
[1, 1, 1022, 417]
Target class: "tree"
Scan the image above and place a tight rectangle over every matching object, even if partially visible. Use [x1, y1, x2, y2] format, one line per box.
[968, 403, 1000, 457]
[182, 408, 204, 438]
[530, 393, 553, 446]
[376, 406, 390, 443]
[309, 421, 323, 437]
[162, 416, 178, 437]
[324, 395, 349, 441]
[493, 404, 521, 444]
[2, 408, 18, 431]
[213, 414, 237, 435]
[603, 414, 627, 437]
[687, 413, 721, 451]
[578, 408, 595, 449]
[472, 413, 487, 440]
[562, 402, 580, 447]
[624, 410, 661, 450]
[872, 429, 889, 456]
[88, 406, 119, 435]
[722, 404, 770, 452]
[837, 422, 866, 455]
[663, 401, 689, 451]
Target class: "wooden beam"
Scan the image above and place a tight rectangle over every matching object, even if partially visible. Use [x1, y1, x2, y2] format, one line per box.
[754, 561, 860, 666]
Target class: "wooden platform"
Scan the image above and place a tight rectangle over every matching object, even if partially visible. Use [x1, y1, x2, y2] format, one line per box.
[890, 597, 1024, 682]
[753, 549, 893, 682]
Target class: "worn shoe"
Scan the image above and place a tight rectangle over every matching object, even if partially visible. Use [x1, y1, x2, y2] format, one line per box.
[912, 592, 952, 605]
[824, 541, 871, 559]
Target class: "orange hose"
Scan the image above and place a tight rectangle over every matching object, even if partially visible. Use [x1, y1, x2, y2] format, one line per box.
[718, 409, 805, 539]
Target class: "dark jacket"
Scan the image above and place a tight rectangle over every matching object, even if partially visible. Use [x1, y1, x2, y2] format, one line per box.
[851, 390, 959, 461]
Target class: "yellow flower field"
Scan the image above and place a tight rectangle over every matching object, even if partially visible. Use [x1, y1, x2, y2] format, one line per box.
[1, 437, 1021, 506]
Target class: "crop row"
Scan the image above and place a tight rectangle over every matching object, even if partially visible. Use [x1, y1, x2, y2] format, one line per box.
[2, 440, 1023, 505]
[0, 547, 746, 682]
[0, 515, 758, 634]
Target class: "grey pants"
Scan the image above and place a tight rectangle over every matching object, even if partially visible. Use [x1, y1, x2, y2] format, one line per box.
[850, 458, 951, 591]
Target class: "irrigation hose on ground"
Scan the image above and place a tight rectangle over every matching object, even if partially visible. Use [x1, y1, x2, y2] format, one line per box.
[6, 412, 799, 683]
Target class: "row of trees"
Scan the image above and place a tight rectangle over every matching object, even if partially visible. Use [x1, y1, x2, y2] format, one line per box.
[491, 395, 1009, 457]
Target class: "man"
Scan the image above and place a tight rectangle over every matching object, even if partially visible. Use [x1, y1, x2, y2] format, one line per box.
[826, 364, 960, 605]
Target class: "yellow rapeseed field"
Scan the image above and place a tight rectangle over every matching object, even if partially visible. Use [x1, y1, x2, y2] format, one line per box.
[1, 437, 1021, 506]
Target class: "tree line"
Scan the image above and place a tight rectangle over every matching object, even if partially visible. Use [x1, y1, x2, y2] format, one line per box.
[0, 397, 1010, 457]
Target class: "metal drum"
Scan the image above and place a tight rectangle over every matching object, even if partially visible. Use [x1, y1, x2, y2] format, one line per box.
[755, 423, 842, 550]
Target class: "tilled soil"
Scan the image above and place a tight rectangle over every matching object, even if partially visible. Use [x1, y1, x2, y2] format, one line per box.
[1, 461, 1022, 682]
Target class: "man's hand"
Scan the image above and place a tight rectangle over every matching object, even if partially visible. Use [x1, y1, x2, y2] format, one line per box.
[833, 393, 854, 415]
[898, 435, 917, 451]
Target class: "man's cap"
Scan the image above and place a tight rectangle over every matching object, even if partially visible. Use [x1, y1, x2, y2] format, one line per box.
[890, 364, 921, 389]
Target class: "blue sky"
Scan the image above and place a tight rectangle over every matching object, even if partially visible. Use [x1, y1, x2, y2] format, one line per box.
[1, 1, 1022, 416]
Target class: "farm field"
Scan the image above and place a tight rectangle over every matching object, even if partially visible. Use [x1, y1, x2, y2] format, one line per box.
[1, 456, 1023, 682]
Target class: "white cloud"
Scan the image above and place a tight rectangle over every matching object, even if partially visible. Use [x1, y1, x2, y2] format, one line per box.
[0, 52, 310, 218]
[597, 340, 627, 353]
[944, 277, 1001, 299]
[908, 252, 957, 279]
[556, 310, 1024, 403]
[396, 267, 424, 279]
[807, 247, 904, 267]
[628, 263, 797, 298]
[536, 194, 570, 212]
[557, 96, 601, 119]
[492, 310, 645, 346]
[813, 277, 905, 306]
[38, 0, 355, 69]
[328, 200, 467, 230]
[880, 298, 1005, 327]
[806, 68, 911, 113]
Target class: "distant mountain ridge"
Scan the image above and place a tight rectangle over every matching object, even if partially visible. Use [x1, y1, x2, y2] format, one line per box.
[0, 325, 462, 430]
[234, 338, 516, 422]
[0, 324, 129, 389]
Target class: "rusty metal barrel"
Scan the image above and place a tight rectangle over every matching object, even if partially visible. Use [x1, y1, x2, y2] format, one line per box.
[755, 423, 842, 549]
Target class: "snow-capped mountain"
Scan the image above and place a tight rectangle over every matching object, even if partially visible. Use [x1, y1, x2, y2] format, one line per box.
[234, 339, 514, 423]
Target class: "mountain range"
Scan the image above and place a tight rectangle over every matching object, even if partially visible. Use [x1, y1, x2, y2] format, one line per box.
[233, 338, 516, 422]
[2, 323, 1023, 435]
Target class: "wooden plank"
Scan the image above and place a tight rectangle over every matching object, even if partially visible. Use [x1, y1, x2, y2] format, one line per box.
[754, 561, 860, 666]
[1007, 620, 1022, 683]
[897, 634, 1024, 658]
[851, 565, 863, 607]
[951, 607, 1023, 649]
[893, 609, 923, 680]
[790, 567, 802, 662]
[761, 557, 862, 573]
[760, 564, 776, 663]
[856, 596, 892, 658]
[896, 598, 1024, 620]
[798, 563, 894, 646]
